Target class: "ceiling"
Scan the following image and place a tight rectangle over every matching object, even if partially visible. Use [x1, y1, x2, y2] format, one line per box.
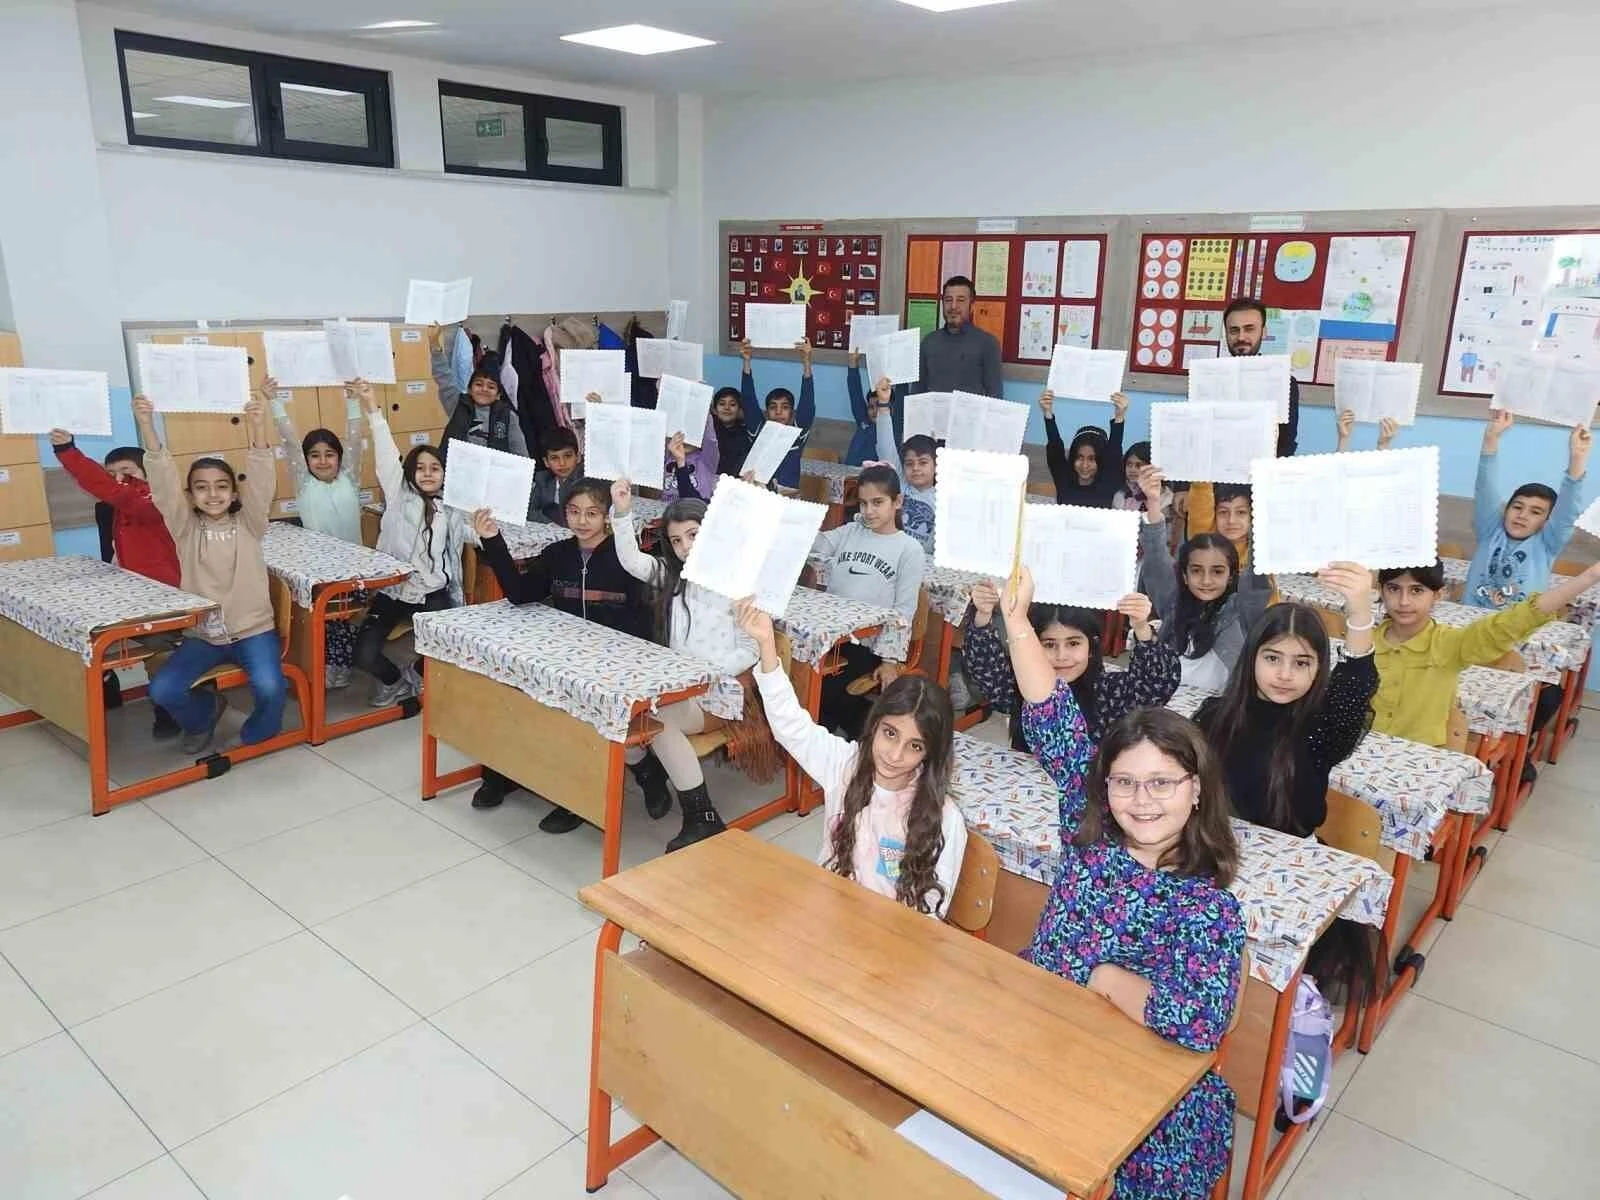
[111, 0, 1559, 95]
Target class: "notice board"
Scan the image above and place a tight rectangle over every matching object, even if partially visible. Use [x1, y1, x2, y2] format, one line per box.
[723, 223, 888, 352]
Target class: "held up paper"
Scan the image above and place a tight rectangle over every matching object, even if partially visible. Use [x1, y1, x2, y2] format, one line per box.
[944, 392, 1031, 456]
[1251, 446, 1440, 574]
[1046, 347, 1126, 403]
[1150, 401, 1278, 484]
[1022, 504, 1139, 609]
[1491, 353, 1600, 428]
[1186, 354, 1293, 422]
[742, 421, 803, 485]
[635, 338, 704, 381]
[440, 439, 537, 526]
[0, 369, 112, 437]
[904, 392, 954, 441]
[559, 349, 627, 416]
[666, 299, 689, 341]
[1335, 359, 1421, 426]
[934, 448, 1030, 577]
[684, 479, 828, 618]
[1577, 494, 1600, 541]
[323, 321, 396, 384]
[865, 329, 921, 388]
[656, 374, 715, 446]
[137, 343, 250, 413]
[848, 313, 902, 353]
[404, 278, 472, 326]
[263, 330, 342, 389]
[584, 402, 667, 484]
[743, 302, 808, 349]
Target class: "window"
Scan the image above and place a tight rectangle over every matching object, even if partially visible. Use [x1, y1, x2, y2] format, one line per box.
[440, 83, 623, 186]
[116, 31, 393, 168]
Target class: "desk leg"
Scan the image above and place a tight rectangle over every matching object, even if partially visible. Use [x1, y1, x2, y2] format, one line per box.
[419, 660, 482, 801]
[601, 743, 627, 880]
[795, 662, 826, 816]
[587, 921, 661, 1192]
[310, 578, 419, 745]
[0, 709, 41, 732]
[1360, 817, 1459, 1053]
[1545, 654, 1589, 764]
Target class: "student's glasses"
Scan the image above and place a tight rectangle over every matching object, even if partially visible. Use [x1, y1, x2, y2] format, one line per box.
[1105, 774, 1193, 801]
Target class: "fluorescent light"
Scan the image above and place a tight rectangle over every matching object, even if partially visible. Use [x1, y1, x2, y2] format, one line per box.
[360, 19, 436, 29]
[894, 0, 1019, 10]
[130, 111, 156, 119]
[280, 82, 356, 97]
[153, 95, 250, 109]
[561, 23, 715, 55]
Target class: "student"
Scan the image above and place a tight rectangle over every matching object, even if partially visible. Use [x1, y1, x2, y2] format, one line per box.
[135, 395, 286, 754]
[1041, 389, 1127, 507]
[1373, 558, 1600, 747]
[1464, 414, 1590, 610]
[739, 337, 815, 491]
[871, 377, 937, 554]
[1007, 565, 1242, 1200]
[1167, 478, 1275, 603]
[1334, 409, 1398, 454]
[611, 481, 776, 848]
[663, 418, 721, 502]
[710, 385, 752, 480]
[49, 428, 182, 737]
[430, 322, 529, 459]
[736, 597, 967, 917]
[810, 464, 926, 737]
[475, 479, 652, 829]
[527, 425, 584, 524]
[357, 389, 476, 708]
[844, 350, 903, 466]
[962, 584, 1179, 753]
[1113, 440, 1173, 566]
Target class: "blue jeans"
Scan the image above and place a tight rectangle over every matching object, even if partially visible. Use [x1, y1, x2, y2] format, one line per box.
[149, 631, 287, 745]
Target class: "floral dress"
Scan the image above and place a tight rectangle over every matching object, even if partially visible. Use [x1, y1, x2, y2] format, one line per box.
[1022, 680, 1244, 1200]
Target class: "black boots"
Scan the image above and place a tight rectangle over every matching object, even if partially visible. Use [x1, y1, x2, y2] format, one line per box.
[666, 784, 726, 853]
[630, 750, 675, 820]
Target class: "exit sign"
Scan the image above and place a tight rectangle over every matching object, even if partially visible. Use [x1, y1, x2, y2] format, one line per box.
[475, 116, 505, 138]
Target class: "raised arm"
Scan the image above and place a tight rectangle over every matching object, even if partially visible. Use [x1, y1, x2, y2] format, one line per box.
[873, 383, 905, 478]
[1137, 475, 1180, 623]
[847, 354, 868, 428]
[739, 339, 762, 427]
[1105, 393, 1127, 463]
[959, 581, 1019, 713]
[134, 394, 193, 540]
[1474, 412, 1512, 540]
[341, 383, 367, 485]
[365, 395, 405, 504]
[609, 480, 665, 587]
[472, 512, 553, 606]
[1541, 426, 1592, 555]
[238, 398, 277, 534]
[1041, 390, 1071, 498]
[430, 325, 461, 418]
[797, 342, 816, 431]
[50, 436, 137, 509]
[268, 375, 310, 493]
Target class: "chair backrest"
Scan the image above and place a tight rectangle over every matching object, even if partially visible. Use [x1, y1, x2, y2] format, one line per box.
[806, 447, 841, 465]
[1026, 480, 1055, 499]
[1554, 556, 1591, 579]
[946, 832, 999, 935]
[798, 474, 832, 506]
[1437, 539, 1468, 561]
[906, 586, 932, 661]
[775, 629, 795, 675]
[1316, 788, 1396, 873]
[1445, 702, 1470, 753]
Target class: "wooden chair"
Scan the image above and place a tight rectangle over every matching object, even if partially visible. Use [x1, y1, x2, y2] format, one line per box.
[685, 633, 795, 763]
[845, 587, 931, 697]
[1437, 540, 1468, 561]
[1025, 480, 1056, 500]
[390, 546, 481, 640]
[945, 833, 1000, 938]
[805, 447, 840, 465]
[1445, 701, 1470, 754]
[1316, 788, 1396, 874]
[797, 473, 833, 507]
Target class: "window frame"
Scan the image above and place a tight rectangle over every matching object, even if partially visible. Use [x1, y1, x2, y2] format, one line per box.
[115, 30, 394, 169]
[439, 81, 624, 187]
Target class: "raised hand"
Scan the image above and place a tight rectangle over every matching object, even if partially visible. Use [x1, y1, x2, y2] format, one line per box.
[1111, 392, 1128, 423]
[1336, 409, 1355, 449]
[1485, 409, 1513, 450]
[611, 478, 633, 515]
[1002, 564, 1036, 624]
[471, 508, 499, 541]
[668, 432, 687, 467]
[47, 429, 72, 447]
[733, 596, 775, 647]
[1571, 425, 1592, 477]
[1116, 592, 1154, 637]
[970, 579, 1001, 625]
[1038, 389, 1055, 420]
[1317, 561, 1373, 613]
[1377, 416, 1398, 450]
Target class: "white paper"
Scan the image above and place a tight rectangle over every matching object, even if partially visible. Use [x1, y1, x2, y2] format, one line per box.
[1046, 347, 1126, 403]
[683, 479, 824, 617]
[904, 392, 954, 441]
[440, 439, 537, 525]
[0, 369, 111, 437]
[137, 343, 250, 413]
[1490, 353, 1600, 428]
[404, 277, 472, 326]
[848, 313, 902, 353]
[1022, 504, 1139, 609]
[1577, 494, 1600, 541]
[743, 302, 808, 349]
[741, 421, 803, 485]
[1186, 354, 1292, 422]
[583, 402, 667, 484]
[323, 320, 396, 384]
[934, 448, 1030, 577]
[263, 330, 342, 388]
[1252, 446, 1439, 574]
[1335, 359, 1421, 426]
[656, 374, 715, 446]
[666, 299, 689, 341]
[896, 1110, 1064, 1200]
[865, 329, 921, 388]
[1059, 239, 1102, 300]
[1020, 240, 1059, 298]
[636, 338, 704, 381]
[943, 392, 1031, 457]
[560, 349, 627, 414]
[753, 496, 829, 617]
[1150, 401, 1279, 484]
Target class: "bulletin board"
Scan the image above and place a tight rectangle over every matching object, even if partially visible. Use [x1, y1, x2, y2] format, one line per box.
[1125, 230, 1417, 384]
[902, 232, 1109, 364]
[722, 223, 889, 353]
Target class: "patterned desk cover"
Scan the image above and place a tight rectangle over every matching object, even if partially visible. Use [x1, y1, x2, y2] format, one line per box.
[413, 601, 724, 742]
[498, 521, 574, 561]
[262, 522, 413, 608]
[947, 734, 1392, 992]
[777, 586, 910, 666]
[0, 556, 215, 663]
[924, 562, 987, 627]
[1443, 557, 1600, 632]
[800, 460, 861, 505]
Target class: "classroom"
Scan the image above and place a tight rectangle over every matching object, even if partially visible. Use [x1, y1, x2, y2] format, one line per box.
[1, 1, 1599, 1197]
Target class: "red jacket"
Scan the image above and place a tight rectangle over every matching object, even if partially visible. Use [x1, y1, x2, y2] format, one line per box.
[53, 443, 181, 587]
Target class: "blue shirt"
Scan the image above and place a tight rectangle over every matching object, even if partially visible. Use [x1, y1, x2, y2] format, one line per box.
[1464, 449, 1586, 609]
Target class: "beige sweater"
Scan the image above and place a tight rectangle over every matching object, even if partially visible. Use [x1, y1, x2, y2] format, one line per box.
[146, 447, 277, 644]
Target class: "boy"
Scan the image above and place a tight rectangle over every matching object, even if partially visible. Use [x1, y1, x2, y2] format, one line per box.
[845, 350, 905, 466]
[1177, 482, 1274, 602]
[49, 430, 182, 737]
[739, 336, 815, 492]
[1465, 413, 1591, 610]
[430, 323, 529, 459]
[527, 425, 583, 524]
[870, 377, 936, 554]
[711, 385, 750, 479]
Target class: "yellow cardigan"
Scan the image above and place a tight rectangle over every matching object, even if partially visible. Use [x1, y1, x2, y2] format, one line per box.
[1372, 598, 1550, 747]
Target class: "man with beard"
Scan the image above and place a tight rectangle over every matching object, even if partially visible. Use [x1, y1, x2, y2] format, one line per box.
[1222, 297, 1299, 456]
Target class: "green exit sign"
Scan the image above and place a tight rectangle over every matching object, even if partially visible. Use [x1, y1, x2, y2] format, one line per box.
[475, 116, 504, 138]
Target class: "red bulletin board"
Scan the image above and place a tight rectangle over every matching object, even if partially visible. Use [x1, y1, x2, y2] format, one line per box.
[725, 229, 886, 350]
[1127, 231, 1417, 383]
[903, 233, 1109, 365]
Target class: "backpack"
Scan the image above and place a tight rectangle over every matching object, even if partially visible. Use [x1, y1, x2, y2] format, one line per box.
[1280, 975, 1333, 1125]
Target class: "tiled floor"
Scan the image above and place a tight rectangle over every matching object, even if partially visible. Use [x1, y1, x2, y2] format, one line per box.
[1, 695, 1596, 1199]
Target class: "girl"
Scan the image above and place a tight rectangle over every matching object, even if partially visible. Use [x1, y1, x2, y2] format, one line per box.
[1041, 388, 1127, 507]
[711, 385, 751, 479]
[735, 598, 967, 917]
[1007, 565, 1242, 1200]
[269, 374, 367, 689]
[663, 416, 720, 502]
[357, 387, 476, 708]
[611, 479, 779, 850]
[1374, 558, 1600, 747]
[136, 394, 287, 756]
[962, 584, 1180, 753]
[1112, 440, 1169, 517]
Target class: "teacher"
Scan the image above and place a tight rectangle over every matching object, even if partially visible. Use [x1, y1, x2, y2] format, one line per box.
[917, 275, 1002, 397]
[1222, 297, 1299, 456]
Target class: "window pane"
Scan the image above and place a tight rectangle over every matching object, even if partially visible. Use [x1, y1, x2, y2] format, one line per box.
[441, 94, 526, 172]
[124, 49, 258, 146]
[277, 81, 370, 147]
[544, 117, 605, 171]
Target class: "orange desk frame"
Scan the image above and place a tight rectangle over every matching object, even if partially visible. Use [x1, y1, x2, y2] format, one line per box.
[293, 571, 413, 745]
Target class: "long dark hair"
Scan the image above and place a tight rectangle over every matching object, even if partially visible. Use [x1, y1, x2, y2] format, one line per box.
[1028, 603, 1102, 725]
[1075, 707, 1239, 886]
[1168, 533, 1241, 659]
[652, 497, 706, 648]
[401, 444, 446, 578]
[826, 674, 955, 914]
[857, 463, 903, 530]
[185, 457, 243, 515]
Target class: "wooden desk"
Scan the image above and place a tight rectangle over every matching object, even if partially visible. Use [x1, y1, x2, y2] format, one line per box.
[580, 830, 1213, 1199]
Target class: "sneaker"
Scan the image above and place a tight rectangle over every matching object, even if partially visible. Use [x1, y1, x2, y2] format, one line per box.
[539, 805, 584, 834]
[151, 706, 181, 740]
[369, 677, 411, 708]
[179, 691, 228, 756]
[326, 666, 352, 690]
[401, 663, 424, 699]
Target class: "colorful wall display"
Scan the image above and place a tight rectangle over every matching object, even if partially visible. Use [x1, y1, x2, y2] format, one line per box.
[725, 229, 886, 350]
